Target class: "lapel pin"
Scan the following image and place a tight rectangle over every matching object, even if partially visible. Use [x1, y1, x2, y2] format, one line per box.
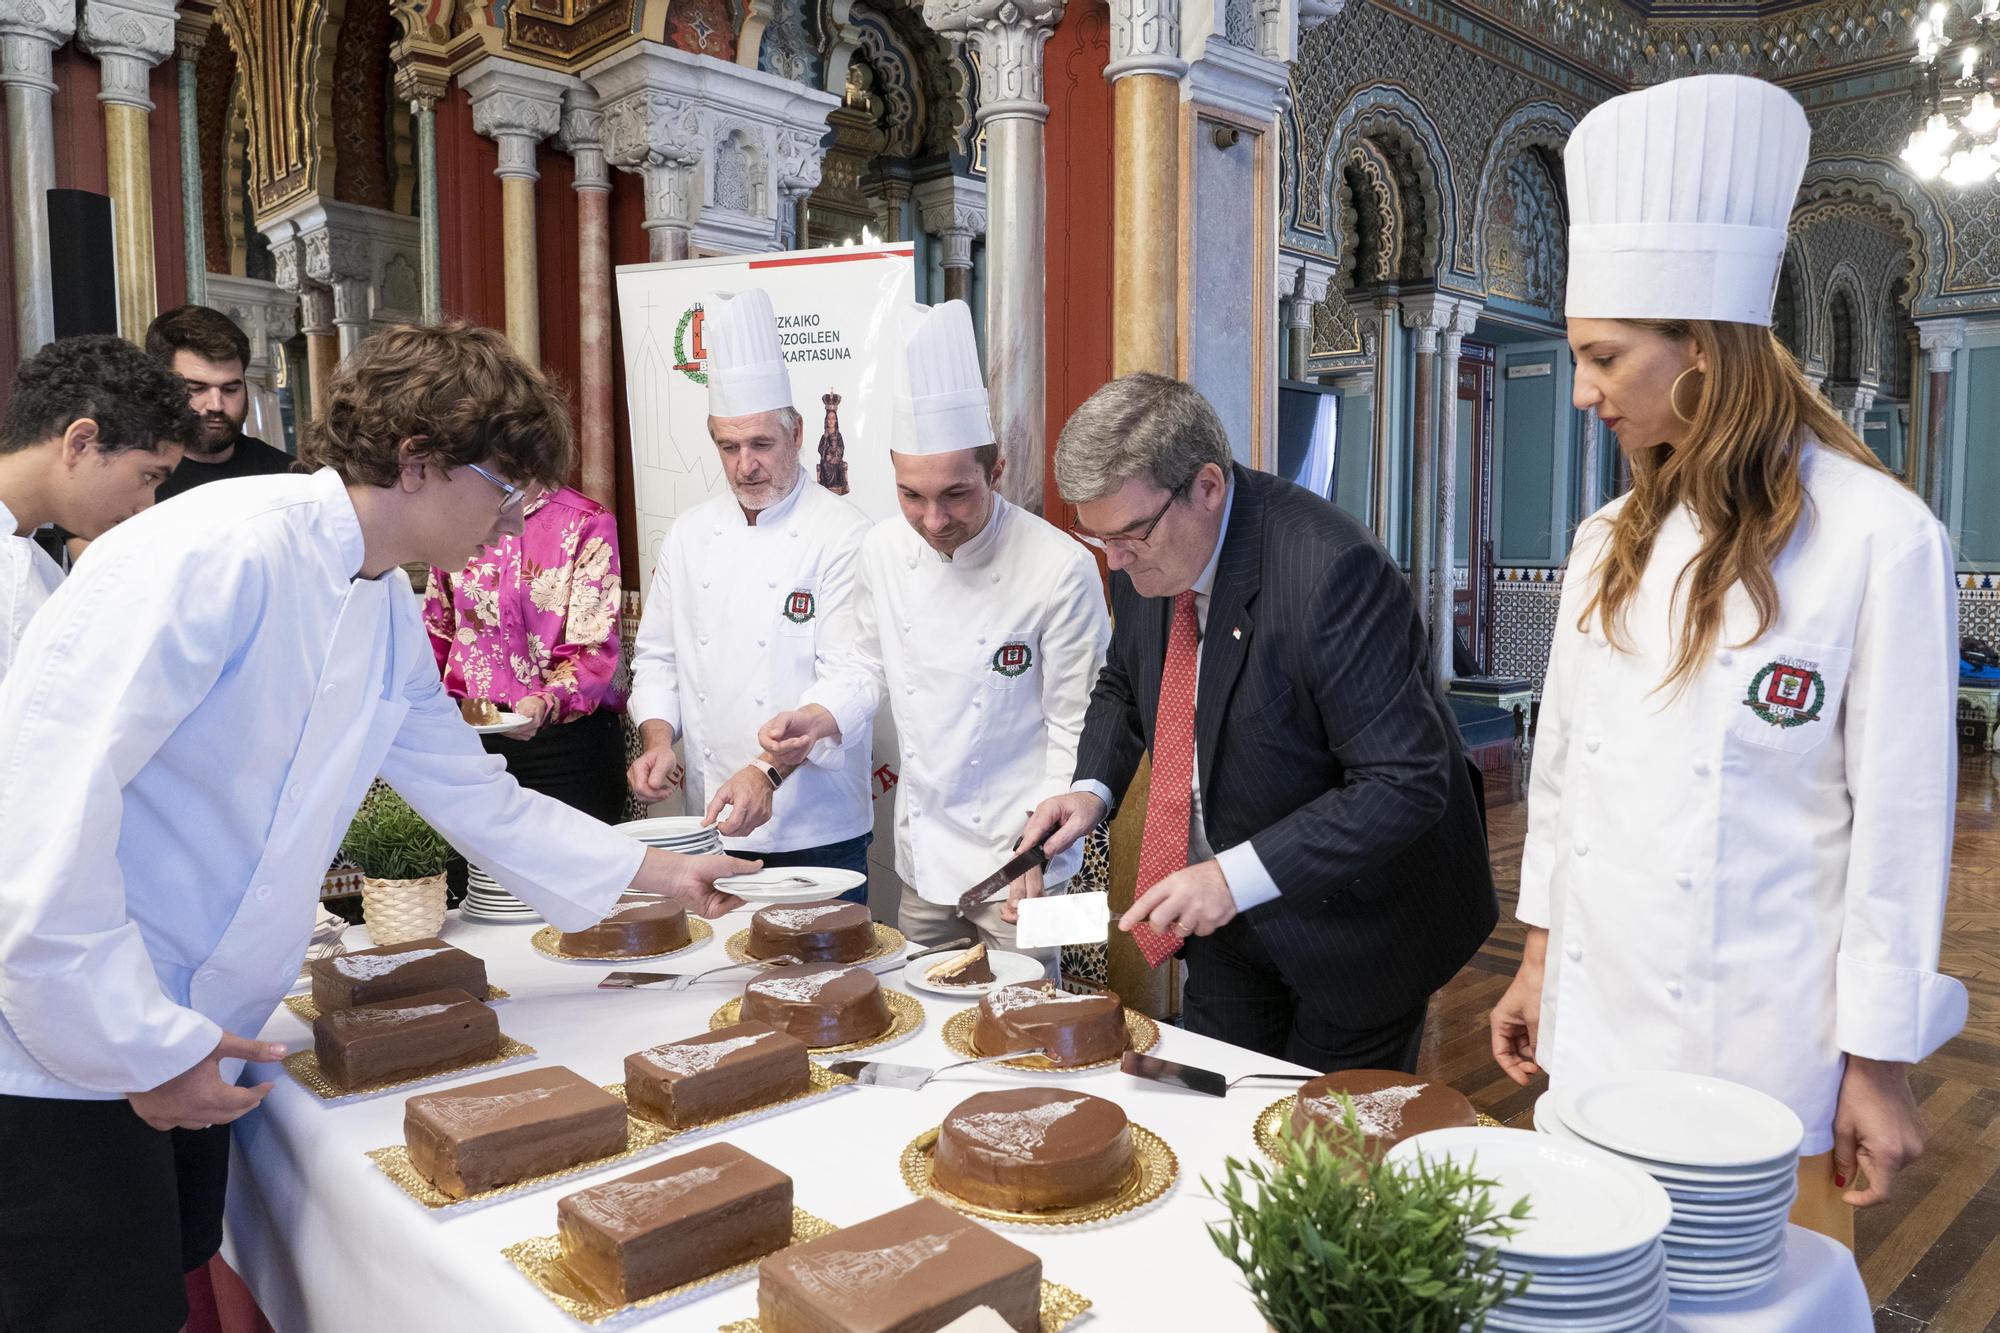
[1231, 627, 1242, 640]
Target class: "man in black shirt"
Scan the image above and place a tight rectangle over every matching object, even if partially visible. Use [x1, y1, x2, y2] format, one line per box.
[144, 306, 294, 501]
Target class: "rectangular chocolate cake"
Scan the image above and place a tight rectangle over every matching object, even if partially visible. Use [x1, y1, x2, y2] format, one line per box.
[403, 1067, 627, 1199]
[557, 1142, 793, 1305]
[312, 987, 500, 1091]
[311, 938, 487, 1011]
[757, 1198, 1041, 1333]
[623, 1021, 810, 1129]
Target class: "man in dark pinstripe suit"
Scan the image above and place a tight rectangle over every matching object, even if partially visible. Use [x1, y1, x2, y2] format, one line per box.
[1019, 373, 1496, 1071]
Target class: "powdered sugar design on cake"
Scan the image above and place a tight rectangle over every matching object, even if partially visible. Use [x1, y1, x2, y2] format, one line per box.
[421, 1085, 559, 1132]
[748, 967, 858, 1004]
[332, 945, 453, 980]
[333, 1002, 459, 1026]
[1306, 1083, 1430, 1138]
[568, 1163, 733, 1229]
[982, 984, 1102, 1016]
[949, 1096, 1089, 1158]
[637, 1030, 774, 1076]
[761, 905, 852, 930]
[786, 1228, 969, 1306]
[600, 900, 669, 922]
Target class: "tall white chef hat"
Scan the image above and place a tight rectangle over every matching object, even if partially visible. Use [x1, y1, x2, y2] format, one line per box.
[1564, 74, 1810, 327]
[892, 299, 994, 456]
[703, 287, 794, 418]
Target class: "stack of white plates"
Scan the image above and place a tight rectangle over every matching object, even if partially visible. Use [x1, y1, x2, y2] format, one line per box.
[461, 864, 538, 924]
[1538, 1072, 1803, 1303]
[615, 816, 725, 858]
[1386, 1127, 1672, 1332]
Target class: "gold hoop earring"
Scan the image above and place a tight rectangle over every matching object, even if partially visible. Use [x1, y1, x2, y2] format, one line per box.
[1669, 367, 1703, 425]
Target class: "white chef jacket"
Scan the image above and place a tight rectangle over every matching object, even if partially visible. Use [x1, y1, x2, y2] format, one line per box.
[1520, 442, 1967, 1154]
[627, 473, 873, 853]
[804, 495, 1111, 903]
[0, 497, 65, 682]
[0, 469, 642, 1101]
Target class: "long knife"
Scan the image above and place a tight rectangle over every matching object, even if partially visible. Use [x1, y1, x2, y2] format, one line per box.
[955, 844, 1049, 916]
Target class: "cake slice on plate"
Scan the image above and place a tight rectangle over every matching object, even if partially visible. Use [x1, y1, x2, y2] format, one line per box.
[924, 943, 995, 988]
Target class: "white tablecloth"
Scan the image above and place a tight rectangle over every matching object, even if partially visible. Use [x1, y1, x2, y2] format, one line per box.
[223, 912, 1871, 1332]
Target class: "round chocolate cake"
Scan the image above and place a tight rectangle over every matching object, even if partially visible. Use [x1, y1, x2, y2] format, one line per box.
[746, 899, 876, 963]
[558, 895, 692, 959]
[933, 1087, 1135, 1212]
[973, 982, 1127, 1068]
[1289, 1070, 1477, 1155]
[740, 962, 891, 1048]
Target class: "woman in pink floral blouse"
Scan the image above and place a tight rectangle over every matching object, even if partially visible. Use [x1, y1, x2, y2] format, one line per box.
[424, 485, 627, 825]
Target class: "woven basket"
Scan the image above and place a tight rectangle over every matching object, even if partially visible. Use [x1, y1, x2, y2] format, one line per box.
[361, 873, 448, 946]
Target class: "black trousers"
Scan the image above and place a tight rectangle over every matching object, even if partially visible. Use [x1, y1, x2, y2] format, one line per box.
[1181, 914, 1430, 1073]
[0, 1095, 230, 1333]
[449, 709, 629, 899]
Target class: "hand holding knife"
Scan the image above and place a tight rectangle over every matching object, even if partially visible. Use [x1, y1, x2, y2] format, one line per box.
[955, 819, 1051, 918]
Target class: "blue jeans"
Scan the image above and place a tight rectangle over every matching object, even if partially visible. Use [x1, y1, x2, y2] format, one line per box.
[728, 832, 873, 905]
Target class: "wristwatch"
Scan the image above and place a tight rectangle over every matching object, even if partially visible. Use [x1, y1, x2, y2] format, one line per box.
[751, 759, 784, 791]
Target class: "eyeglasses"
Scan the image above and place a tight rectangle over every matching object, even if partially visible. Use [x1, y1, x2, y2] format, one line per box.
[463, 461, 529, 515]
[1070, 486, 1184, 553]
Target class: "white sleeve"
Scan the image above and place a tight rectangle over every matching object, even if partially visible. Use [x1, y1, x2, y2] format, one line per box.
[624, 543, 681, 738]
[799, 538, 887, 757]
[0, 539, 54, 685]
[797, 517, 871, 770]
[1517, 530, 1599, 929]
[1833, 524, 1967, 1062]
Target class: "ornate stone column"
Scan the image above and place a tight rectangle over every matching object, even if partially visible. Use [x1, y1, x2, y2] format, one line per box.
[1580, 412, 1605, 513]
[1401, 293, 1450, 628]
[174, 8, 210, 308]
[776, 127, 828, 251]
[915, 174, 987, 305]
[559, 83, 616, 509]
[1107, 0, 1182, 377]
[1431, 298, 1479, 683]
[80, 0, 176, 344]
[925, 0, 1066, 514]
[1367, 293, 1397, 539]
[465, 57, 567, 365]
[1277, 254, 1334, 381]
[0, 0, 74, 355]
[589, 46, 708, 263]
[395, 62, 450, 324]
[1917, 318, 1963, 516]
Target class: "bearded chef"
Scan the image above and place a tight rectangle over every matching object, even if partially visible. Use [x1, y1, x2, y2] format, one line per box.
[757, 301, 1110, 954]
[627, 288, 876, 901]
[1487, 74, 1966, 1245]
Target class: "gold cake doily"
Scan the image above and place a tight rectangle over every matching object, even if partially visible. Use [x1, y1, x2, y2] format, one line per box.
[530, 916, 712, 964]
[723, 921, 905, 969]
[504, 1207, 838, 1325]
[708, 988, 924, 1055]
[1254, 1095, 1503, 1161]
[901, 1121, 1179, 1228]
[281, 1034, 535, 1101]
[284, 984, 509, 1024]
[940, 1005, 1158, 1074]
[717, 1280, 1091, 1333]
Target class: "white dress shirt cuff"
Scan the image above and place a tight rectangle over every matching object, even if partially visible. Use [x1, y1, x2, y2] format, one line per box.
[1216, 840, 1282, 913]
[624, 670, 680, 737]
[1835, 952, 1968, 1064]
[1068, 779, 1114, 815]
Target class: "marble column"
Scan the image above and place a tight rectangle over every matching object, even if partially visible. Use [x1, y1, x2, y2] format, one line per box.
[1367, 294, 1397, 540]
[777, 127, 829, 252]
[589, 46, 707, 263]
[1279, 257, 1333, 381]
[925, 0, 1066, 515]
[1580, 411, 1605, 512]
[559, 83, 616, 510]
[0, 0, 74, 355]
[1917, 318, 1962, 516]
[1106, 0, 1182, 377]
[80, 0, 176, 345]
[300, 286, 338, 419]
[395, 64, 450, 324]
[1401, 294, 1449, 630]
[915, 174, 987, 306]
[1430, 298, 1479, 684]
[465, 58, 567, 365]
[174, 9, 210, 308]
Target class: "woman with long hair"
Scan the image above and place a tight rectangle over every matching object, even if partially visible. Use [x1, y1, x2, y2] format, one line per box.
[1489, 75, 1966, 1245]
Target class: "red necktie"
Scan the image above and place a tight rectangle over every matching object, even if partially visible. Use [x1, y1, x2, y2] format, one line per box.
[1133, 590, 1199, 967]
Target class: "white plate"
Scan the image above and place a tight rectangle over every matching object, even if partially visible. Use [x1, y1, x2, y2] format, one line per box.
[1488, 1285, 1669, 1333]
[470, 712, 531, 736]
[1387, 1129, 1672, 1261]
[716, 867, 867, 903]
[1494, 1244, 1660, 1289]
[903, 948, 1047, 996]
[1553, 1073, 1804, 1170]
[1502, 1250, 1665, 1304]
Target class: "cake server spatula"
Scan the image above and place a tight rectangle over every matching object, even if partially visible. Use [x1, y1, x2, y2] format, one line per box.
[1120, 1050, 1317, 1098]
[826, 1048, 1047, 1091]
[597, 954, 803, 991]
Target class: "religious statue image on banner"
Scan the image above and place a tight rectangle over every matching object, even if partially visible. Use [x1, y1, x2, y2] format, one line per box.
[817, 391, 850, 494]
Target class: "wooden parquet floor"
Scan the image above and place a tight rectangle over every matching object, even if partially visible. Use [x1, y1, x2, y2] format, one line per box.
[1416, 754, 2000, 1331]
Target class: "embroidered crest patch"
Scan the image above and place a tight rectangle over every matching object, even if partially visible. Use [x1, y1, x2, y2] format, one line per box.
[782, 590, 815, 624]
[991, 642, 1033, 677]
[1742, 658, 1826, 728]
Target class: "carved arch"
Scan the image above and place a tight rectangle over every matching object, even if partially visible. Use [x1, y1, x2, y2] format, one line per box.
[1822, 261, 1874, 382]
[1792, 162, 1946, 312]
[1472, 100, 1575, 294]
[1319, 85, 1455, 286]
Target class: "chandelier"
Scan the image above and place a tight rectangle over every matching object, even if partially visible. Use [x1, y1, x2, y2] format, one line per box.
[1902, 1, 2000, 185]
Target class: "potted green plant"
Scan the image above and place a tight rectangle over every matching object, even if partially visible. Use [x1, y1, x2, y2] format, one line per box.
[338, 784, 452, 946]
[1207, 1099, 1531, 1333]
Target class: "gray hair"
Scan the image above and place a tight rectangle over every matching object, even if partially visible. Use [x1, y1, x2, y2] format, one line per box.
[707, 405, 802, 442]
[1053, 373, 1231, 505]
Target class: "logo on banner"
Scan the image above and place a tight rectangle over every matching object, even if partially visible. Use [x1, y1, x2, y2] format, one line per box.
[991, 642, 1033, 678]
[1742, 657, 1826, 728]
[673, 304, 709, 384]
[782, 590, 816, 624]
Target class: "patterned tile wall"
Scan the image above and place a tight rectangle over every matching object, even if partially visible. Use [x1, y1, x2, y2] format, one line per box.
[1961, 580, 2000, 653]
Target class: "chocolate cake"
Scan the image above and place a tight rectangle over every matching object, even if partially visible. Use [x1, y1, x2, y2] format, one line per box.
[972, 982, 1126, 1068]
[403, 1066, 627, 1199]
[460, 698, 501, 725]
[923, 943, 994, 988]
[557, 895, 692, 958]
[312, 987, 500, 1091]
[557, 1142, 793, 1306]
[1289, 1070, 1478, 1155]
[747, 900, 876, 963]
[741, 963, 892, 1048]
[623, 1021, 810, 1128]
[311, 938, 488, 1011]
[932, 1087, 1135, 1213]
[757, 1198, 1040, 1333]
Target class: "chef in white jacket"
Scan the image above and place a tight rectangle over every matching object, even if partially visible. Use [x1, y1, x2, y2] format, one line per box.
[759, 301, 1111, 954]
[1488, 75, 1966, 1245]
[626, 288, 875, 900]
[0, 321, 745, 1333]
